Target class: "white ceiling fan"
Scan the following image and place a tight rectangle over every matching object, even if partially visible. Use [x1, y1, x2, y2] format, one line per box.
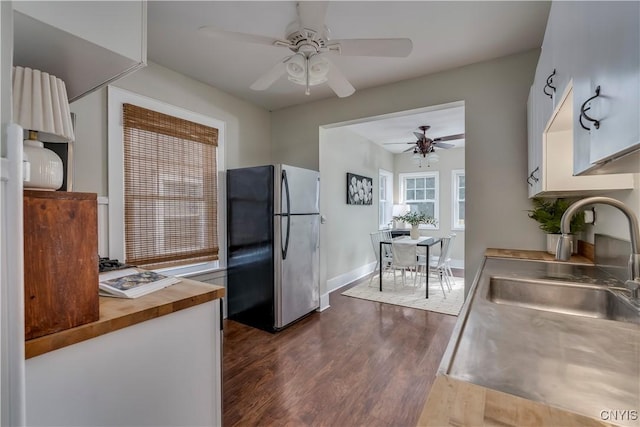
[198, 2, 413, 98]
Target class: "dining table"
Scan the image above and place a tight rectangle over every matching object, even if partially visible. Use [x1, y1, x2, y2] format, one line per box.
[379, 236, 443, 298]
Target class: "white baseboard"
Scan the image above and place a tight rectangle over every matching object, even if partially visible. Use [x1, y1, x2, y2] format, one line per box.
[320, 262, 377, 311]
[318, 293, 331, 312]
[326, 261, 376, 293]
[449, 258, 464, 269]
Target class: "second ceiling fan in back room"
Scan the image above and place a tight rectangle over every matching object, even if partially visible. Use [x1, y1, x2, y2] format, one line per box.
[384, 125, 465, 167]
[197, 1, 413, 98]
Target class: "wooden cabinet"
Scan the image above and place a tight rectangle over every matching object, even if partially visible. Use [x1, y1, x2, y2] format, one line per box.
[527, 1, 639, 195]
[13, 1, 146, 101]
[23, 191, 99, 340]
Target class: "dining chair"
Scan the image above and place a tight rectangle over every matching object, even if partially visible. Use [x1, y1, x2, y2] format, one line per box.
[391, 240, 419, 288]
[369, 231, 393, 285]
[417, 237, 450, 297]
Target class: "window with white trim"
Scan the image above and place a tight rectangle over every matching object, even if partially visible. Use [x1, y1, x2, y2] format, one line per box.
[379, 169, 393, 229]
[399, 172, 439, 228]
[452, 170, 465, 230]
[108, 87, 225, 274]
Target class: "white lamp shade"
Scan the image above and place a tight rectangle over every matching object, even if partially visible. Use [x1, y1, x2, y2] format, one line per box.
[12, 66, 75, 142]
[428, 152, 440, 163]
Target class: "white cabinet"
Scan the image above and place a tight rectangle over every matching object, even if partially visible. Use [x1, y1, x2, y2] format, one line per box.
[25, 300, 222, 427]
[577, 1, 640, 172]
[527, 0, 639, 193]
[13, 1, 147, 101]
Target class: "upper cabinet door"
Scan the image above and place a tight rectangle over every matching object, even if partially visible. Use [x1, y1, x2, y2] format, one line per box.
[13, 1, 147, 102]
[547, 1, 582, 112]
[583, 1, 640, 166]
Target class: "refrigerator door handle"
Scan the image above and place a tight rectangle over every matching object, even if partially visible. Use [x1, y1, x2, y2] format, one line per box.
[282, 169, 291, 260]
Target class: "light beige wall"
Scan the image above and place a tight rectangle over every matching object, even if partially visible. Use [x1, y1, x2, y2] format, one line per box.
[70, 62, 272, 255]
[319, 126, 394, 292]
[71, 61, 272, 194]
[394, 148, 465, 263]
[273, 50, 541, 293]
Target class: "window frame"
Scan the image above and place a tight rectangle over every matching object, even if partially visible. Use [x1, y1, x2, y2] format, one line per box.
[378, 169, 393, 230]
[107, 86, 226, 275]
[452, 169, 465, 231]
[398, 171, 439, 229]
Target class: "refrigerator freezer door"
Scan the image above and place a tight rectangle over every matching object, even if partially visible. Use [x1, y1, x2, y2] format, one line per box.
[275, 214, 320, 328]
[226, 166, 275, 331]
[276, 164, 320, 215]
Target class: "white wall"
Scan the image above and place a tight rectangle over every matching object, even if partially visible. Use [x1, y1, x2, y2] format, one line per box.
[70, 62, 272, 255]
[394, 147, 465, 264]
[272, 50, 541, 293]
[319, 126, 394, 293]
[584, 182, 640, 244]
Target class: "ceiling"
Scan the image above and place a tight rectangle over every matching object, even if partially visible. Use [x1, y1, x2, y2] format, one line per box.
[147, 1, 550, 112]
[342, 104, 465, 154]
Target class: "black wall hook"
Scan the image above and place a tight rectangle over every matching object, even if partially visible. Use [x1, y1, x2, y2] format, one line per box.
[579, 86, 601, 131]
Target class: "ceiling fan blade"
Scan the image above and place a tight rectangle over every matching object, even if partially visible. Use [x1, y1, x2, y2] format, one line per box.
[328, 38, 413, 57]
[198, 26, 291, 48]
[250, 58, 290, 91]
[383, 142, 415, 145]
[297, 1, 329, 33]
[433, 142, 455, 149]
[413, 131, 425, 141]
[433, 133, 465, 142]
[324, 58, 355, 98]
[402, 147, 416, 153]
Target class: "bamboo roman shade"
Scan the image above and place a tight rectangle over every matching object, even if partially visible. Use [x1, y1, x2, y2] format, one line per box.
[122, 103, 218, 268]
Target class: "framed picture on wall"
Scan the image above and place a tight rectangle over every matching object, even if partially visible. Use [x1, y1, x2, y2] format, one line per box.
[346, 173, 373, 205]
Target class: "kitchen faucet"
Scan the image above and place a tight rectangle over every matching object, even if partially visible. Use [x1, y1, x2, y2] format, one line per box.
[556, 196, 640, 296]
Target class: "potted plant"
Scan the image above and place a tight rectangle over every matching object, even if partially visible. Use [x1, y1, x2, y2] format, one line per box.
[393, 211, 437, 239]
[527, 198, 586, 254]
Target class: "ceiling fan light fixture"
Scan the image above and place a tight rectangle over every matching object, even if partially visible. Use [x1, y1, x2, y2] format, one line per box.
[308, 54, 329, 79]
[286, 54, 306, 79]
[287, 53, 329, 87]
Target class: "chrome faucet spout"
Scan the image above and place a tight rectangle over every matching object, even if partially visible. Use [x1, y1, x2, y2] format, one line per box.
[556, 197, 640, 283]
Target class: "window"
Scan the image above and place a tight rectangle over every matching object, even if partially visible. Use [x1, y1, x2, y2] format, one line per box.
[379, 169, 393, 229]
[399, 172, 439, 228]
[452, 170, 465, 230]
[108, 87, 225, 273]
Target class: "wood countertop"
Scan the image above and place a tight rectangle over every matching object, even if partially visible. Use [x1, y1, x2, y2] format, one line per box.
[485, 248, 593, 264]
[25, 278, 225, 359]
[418, 375, 616, 427]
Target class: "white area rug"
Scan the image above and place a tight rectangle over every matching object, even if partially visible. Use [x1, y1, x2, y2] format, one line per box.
[341, 273, 465, 316]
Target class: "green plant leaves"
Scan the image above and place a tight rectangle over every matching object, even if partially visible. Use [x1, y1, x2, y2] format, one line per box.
[527, 198, 586, 234]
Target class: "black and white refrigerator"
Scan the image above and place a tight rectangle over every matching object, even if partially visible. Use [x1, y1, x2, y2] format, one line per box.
[226, 164, 320, 332]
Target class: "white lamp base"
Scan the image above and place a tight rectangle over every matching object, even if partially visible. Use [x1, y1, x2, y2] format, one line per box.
[23, 139, 63, 190]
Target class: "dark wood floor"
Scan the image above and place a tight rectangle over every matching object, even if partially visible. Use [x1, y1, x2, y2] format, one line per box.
[222, 278, 459, 426]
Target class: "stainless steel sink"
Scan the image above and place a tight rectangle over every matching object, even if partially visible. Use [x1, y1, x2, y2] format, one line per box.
[488, 277, 639, 324]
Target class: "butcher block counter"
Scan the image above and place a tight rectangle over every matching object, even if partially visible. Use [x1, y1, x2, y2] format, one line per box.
[418, 375, 616, 427]
[26, 276, 225, 358]
[485, 248, 593, 264]
[25, 277, 225, 426]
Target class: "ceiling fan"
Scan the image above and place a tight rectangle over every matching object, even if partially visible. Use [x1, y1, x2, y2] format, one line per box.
[197, 2, 412, 98]
[384, 125, 465, 157]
